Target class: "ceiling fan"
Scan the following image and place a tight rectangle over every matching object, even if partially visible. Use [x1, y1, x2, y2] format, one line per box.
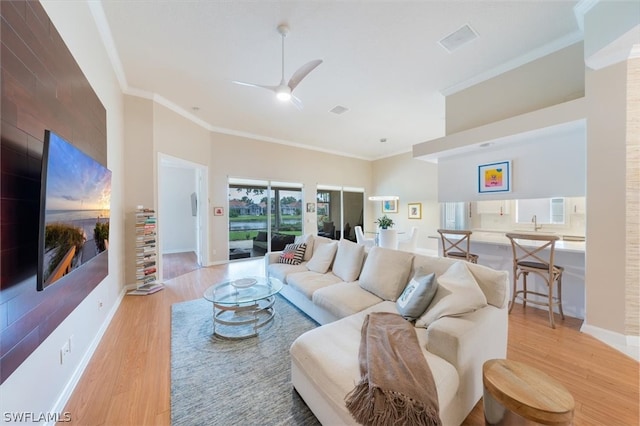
[232, 24, 322, 109]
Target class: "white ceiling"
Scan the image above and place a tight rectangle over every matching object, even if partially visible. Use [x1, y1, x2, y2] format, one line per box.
[97, 0, 582, 160]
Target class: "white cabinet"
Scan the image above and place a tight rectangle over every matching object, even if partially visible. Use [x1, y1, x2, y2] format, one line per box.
[476, 200, 510, 215]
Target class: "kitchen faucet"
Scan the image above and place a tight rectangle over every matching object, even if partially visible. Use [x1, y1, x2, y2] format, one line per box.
[532, 215, 542, 231]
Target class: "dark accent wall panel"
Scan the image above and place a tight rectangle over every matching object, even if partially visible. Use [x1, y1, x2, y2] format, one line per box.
[1, 0, 107, 384]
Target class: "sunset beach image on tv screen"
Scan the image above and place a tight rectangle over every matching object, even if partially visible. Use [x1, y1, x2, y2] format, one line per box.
[38, 131, 112, 289]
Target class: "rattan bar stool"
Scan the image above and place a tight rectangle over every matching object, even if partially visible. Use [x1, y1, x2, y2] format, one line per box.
[505, 233, 565, 328]
[437, 229, 479, 263]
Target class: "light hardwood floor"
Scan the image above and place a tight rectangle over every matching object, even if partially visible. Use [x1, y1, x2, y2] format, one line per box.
[61, 259, 639, 425]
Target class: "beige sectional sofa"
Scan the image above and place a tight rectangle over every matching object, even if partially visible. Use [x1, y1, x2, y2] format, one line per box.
[265, 235, 509, 426]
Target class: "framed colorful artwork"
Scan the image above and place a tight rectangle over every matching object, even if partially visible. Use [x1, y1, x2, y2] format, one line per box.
[478, 161, 511, 193]
[306, 202, 316, 213]
[214, 206, 224, 216]
[382, 199, 398, 213]
[408, 203, 422, 219]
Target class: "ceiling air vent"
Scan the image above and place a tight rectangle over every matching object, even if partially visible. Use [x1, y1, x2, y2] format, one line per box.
[438, 24, 478, 53]
[329, 105, 349, 115]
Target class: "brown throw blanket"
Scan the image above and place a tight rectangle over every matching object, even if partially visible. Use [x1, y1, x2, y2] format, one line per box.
[345, 312, 442, 426]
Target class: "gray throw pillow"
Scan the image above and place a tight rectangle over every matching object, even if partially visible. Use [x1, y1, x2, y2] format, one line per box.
[396, 269, 437, 321]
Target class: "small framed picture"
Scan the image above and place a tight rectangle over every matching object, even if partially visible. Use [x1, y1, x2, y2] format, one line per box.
[478, 160, 511, 194]
[382, 199, 398, 214]
[214, 206, 224, 216]
[306, 202, 316, 213]
[408, 203, 422, 219]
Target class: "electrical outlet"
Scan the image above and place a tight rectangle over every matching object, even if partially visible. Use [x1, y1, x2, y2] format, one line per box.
[98, 300, 103, 309]
[60, 341, 70, 364]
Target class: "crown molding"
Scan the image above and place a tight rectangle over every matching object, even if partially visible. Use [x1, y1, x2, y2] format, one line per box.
[87, 0, 127, 92]
[585, 25, 640, 70]
[573, 0, 600, 32]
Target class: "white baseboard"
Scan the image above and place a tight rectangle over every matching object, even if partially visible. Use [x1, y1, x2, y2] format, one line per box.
[49, 288, 126, 425]
[581, 323, 640, 361]
[162, 248, 196, 255]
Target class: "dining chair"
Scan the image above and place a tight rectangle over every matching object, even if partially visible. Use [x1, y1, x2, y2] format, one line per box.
[437, 229, 479, 263]
[397, 227, 419, 252]
[505, 233, 565, 328]
[354, 226, 375, 248]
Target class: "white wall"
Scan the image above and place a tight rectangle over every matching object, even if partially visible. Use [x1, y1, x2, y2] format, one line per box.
[445, 43, 585, 134]
[160, 165, 197, 254]
[372, 152, 440, 252]
[122, 98, 374, 267]
[208, 131, 373, 263]
[437, 123, 586, 202]
[0, 0, 125, 421]
[585, 61, 628, 335]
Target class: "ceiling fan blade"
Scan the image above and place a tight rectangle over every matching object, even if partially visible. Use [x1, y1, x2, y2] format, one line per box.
[287, 59, 323, 91]
[290, 94, 304, 110]
[232, 81, 278, 93]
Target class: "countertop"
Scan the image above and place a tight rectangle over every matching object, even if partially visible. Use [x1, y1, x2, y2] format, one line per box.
[430, 230, 585, 254]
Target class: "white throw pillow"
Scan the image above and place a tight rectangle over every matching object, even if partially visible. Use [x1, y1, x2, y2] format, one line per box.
[358, 247, 414, 301]
[294, 234, 315, 261]
[306, 241, 338, 274]
[415, 261, 488, 328]
[331, 239, 365, 282]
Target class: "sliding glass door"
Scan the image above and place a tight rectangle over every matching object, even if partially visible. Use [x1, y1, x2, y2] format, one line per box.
[228, 178, 302, 259]
[316, 185, 364, 241]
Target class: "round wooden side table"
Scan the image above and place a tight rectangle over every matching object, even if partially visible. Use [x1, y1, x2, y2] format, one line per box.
[482, 359, 575, 425]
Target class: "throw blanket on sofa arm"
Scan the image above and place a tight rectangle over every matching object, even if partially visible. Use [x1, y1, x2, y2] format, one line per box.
[345, 312, 442, 426]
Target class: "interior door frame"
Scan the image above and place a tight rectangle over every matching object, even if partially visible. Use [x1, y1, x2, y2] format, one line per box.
[158, 153, 210, 275]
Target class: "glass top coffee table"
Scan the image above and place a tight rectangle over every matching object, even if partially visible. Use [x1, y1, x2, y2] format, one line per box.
[203, 276, 283, 339]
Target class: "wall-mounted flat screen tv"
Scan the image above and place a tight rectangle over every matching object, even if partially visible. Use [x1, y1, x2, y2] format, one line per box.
[37, 130, 112, 291]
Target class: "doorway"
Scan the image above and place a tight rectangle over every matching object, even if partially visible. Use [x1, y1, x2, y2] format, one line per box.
[158, 153, 209, 280]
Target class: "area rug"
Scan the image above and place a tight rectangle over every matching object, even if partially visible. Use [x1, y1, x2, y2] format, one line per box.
[171, 295, 321, 426]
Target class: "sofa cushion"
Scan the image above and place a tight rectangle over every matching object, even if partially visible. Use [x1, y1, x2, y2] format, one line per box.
[358, 247, 414, 301]
[278, 243, 307, 265]
[307, 241, 338, 274]
[331, 239, 365, 282]
[287, 271, 344, 300]
[312, 282, 384, 319]
[415, 262, 488, 328]
[294, 234, 315, 261]
[465, 263, 509, 309]
[267, 262, 309, 284]
[396, 268, 437, 322]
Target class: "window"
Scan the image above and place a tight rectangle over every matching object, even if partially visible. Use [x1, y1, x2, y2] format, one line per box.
[516, 198, 565, 225]
[440, 202, 469, 230]
[228, 178, 302, 259]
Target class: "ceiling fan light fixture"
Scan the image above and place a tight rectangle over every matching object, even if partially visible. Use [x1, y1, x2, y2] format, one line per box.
[276, 84, 292, 101]
[276, 91, 291, 102]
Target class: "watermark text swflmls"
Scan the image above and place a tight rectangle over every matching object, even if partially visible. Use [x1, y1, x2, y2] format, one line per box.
[3, 412, 72, 423]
